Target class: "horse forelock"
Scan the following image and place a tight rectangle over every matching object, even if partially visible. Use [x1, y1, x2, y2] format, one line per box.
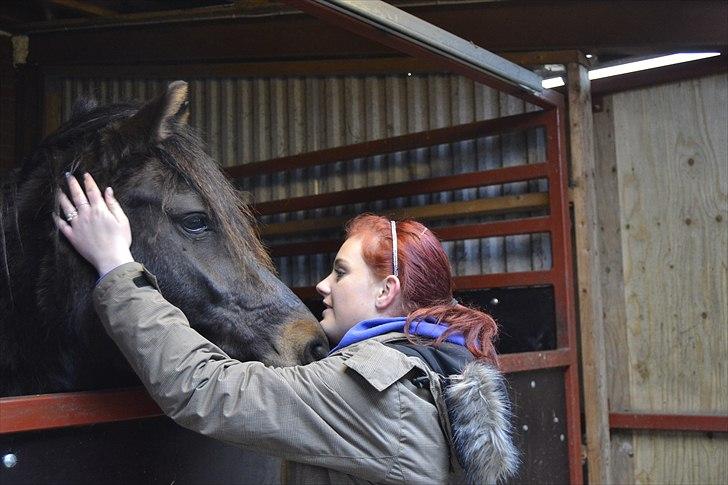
[50, 102, 275, 277]
[152, 130, 274, 274]
[3, 102, 273, 307]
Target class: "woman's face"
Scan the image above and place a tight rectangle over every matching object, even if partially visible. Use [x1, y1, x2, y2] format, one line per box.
[315, 236, 383, 345]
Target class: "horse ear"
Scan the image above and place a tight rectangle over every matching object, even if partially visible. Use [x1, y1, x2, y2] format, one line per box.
[124, 80, 190, 143]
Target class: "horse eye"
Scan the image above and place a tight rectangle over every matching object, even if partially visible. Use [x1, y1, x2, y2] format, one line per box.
[181, 214, 208, 234]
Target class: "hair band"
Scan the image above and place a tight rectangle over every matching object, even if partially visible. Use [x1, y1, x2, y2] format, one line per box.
[390, 220, 399, 277]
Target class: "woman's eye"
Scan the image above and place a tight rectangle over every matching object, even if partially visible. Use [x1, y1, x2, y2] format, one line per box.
[181, 214, 209, 234]
[334, 269, 345, 279]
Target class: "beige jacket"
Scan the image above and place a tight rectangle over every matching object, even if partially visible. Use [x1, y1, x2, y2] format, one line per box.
[93, 263, 517, 484]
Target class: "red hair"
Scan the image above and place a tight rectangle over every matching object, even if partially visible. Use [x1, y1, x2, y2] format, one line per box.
[346, 214, 499, 366]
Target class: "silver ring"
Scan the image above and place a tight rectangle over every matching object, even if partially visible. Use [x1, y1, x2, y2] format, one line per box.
[77, 202, 90, 208]
[65, 211, 78, 222]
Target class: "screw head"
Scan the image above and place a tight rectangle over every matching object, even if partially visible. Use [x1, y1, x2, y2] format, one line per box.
[490, 298, 499, 306]
[3, 454, 17, 468]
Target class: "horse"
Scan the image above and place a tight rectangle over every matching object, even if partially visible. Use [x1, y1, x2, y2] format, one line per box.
[0, 81, 329, 397]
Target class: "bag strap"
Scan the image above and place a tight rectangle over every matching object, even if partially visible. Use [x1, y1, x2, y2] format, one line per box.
[385, 339, 473, 477]
[385, 340, 474, 378]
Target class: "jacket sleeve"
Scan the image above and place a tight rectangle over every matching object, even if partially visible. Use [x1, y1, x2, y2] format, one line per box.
[92, 262, 405, 481]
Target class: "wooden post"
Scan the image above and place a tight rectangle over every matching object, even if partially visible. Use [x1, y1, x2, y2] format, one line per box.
[566, 61, 612, 484]
[43, 78, 63, 138]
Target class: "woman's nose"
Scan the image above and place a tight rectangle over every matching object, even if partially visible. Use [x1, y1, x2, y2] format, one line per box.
[315, 276, 330, 297]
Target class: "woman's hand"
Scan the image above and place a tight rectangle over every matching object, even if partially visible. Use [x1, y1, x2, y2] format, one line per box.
[53, 173, 134, 277]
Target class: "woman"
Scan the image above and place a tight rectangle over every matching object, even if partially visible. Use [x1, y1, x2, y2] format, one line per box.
[54, 173, 518, 484]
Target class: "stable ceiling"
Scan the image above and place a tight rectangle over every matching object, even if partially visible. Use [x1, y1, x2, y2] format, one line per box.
[1, 0, 726, 79]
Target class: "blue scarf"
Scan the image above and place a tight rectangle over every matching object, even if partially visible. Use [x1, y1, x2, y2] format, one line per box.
[329, 316, 466, 355]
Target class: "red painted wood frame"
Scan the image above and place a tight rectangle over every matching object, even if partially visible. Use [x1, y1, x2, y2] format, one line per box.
[251, 111, 583, 484]
[0, 107, 584, 484]
[609, 413, 728, 433]
[0, 3, 580, 484]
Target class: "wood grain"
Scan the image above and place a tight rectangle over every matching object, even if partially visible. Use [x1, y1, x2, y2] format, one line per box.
[567, 62, 611, 484]
[259, 192, 549, 237]
[593, 95, 636, 484]
[611, 73, 728, 483]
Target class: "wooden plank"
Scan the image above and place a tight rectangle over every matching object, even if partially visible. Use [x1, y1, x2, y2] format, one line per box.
[0, 347, 572, 434]
[566, 62, 611, 483]
[0, 34, 15, 170]
[612, 73, 728, 483]
[500, 348, 572, 374]
[291, 270, 555, 299]
[41, 52, 587, 80]
[225, 112, 547, 179]
[610, 413, 728, 433]
[50, 0, 116, 17]
[21, 2, 727, 62]
[544, 103, 584, 485]
[268, 217, 552, 257]
[42, 78, 62, 137]
[259, 193, 549, 237]
[254, 163, 548, 215]
[43, 57, 444, 79]
[592, 95, 635, 484]
[0, 388, 161, 434]
[285, 0, 559, 109]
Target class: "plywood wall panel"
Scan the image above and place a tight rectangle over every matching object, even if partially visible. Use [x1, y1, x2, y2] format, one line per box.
[599, 73, 728, 484]
[612, 74, 727, 416]
[631, 432, 728, 484]
[593, 96, 636, 484]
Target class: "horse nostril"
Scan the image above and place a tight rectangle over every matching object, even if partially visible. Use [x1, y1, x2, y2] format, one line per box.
[305, 339, 329, 363]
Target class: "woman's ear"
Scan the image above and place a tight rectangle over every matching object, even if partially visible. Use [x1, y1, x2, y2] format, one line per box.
[375, 275, 402, 313]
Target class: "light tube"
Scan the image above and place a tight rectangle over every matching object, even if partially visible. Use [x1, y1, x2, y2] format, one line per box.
[541, 53, 721, 89]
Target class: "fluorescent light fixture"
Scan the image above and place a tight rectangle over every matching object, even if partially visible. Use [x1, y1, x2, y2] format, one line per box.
[589, 53, 720, 80]
[542, 53, 721, 89]
[542, 77, 565, 89]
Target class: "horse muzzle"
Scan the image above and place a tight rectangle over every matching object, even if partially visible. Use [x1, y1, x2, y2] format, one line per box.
[276, 317, 330, 366]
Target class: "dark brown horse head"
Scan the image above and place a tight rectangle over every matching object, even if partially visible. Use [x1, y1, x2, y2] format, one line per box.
[0, 81, 328, 396]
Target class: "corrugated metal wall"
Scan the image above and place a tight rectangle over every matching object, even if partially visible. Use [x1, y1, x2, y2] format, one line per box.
[59, 74, 550, 287]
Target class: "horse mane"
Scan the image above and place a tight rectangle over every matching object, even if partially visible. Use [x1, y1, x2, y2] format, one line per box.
[1, 98, 273, 310]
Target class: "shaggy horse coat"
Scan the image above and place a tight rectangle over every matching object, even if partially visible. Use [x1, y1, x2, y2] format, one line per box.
[0, 81, 327, 397]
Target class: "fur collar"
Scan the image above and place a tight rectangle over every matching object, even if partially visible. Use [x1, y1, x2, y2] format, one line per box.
[445, 361, 519, 484]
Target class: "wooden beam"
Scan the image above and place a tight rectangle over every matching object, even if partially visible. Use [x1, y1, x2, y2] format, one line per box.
[0, 346, 574, 434]
[226, 112, 548, 179]
[50, 0, 117, 17]
[254, 164, 549, 215]
[40, 51, 586, 82]
[609, 413, 728, 433]
[20, 2, 728, 63]
[0, 388, 161, 434]
[567, 61, 611, 484]
[500, 348, 572, 374]
[259, 193, 549, 237]
[291, 270, 556, 299]
[269, 216, 552, 257]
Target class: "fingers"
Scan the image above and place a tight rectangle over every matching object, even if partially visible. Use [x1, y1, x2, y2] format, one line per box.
[52, 212, 73, 240]
[58, 190, 77, 220]
[65, 173, 89, 208]
[82, 173, 104, 207]
[104, 186, 128, 224]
